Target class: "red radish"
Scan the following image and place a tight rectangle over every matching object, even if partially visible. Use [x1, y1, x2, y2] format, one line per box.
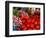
[34, 21, 38, 25]
[22, 27, 27, 30]
[17, 28, 21, 30]
[26, 24, 30, 27]
[30, 24, 34, 28]
[35, 25, 40, 30]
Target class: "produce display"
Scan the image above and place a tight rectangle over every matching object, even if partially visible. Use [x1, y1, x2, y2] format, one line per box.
[13, 7, 40, 31]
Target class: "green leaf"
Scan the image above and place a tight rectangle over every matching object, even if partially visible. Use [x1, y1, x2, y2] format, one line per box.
[13, 8, 19, 17]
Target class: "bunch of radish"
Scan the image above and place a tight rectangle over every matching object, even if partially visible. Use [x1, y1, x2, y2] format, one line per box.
[13, 8, 40, 31]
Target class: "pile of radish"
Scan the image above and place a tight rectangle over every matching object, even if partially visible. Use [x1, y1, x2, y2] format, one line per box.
[13, 8, 40, 31]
